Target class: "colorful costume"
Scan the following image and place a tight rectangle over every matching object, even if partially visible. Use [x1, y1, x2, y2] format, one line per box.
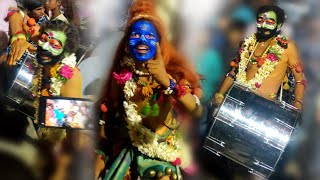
[100, 0, 201, 179]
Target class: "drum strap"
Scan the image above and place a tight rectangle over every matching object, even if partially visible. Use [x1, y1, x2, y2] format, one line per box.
[279, 79, 284, 102]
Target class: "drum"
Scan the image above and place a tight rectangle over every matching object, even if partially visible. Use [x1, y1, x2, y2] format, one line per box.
[1, 52, 39, 118]
[204, 82, 300, 179]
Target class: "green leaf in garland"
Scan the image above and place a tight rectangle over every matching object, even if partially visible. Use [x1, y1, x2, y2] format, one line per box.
[141, 102, 151, 117]
[151, 103, 160, 117]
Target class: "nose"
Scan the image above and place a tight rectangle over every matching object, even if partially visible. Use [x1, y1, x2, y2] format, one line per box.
[262, 21, 267, 29]
[42, 42, 50, 50]
[140, 35, 147, 42]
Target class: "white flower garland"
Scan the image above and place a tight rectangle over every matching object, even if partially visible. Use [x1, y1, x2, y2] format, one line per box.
[49, 53, 77, 96]
[236, 34, 285, 89]
[122, 78, 191, 168]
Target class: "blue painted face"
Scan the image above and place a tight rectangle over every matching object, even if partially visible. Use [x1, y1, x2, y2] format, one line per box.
[128, 20, 159, 62]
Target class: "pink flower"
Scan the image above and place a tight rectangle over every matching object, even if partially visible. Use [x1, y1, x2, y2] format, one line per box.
[172, 158, 181, 166]
[255, 82, 261, 88]
[60, 65, 74, 79]
[267, 53, 278, 62]
[112, 69, 132, 85]
[238, 48, 243, 55]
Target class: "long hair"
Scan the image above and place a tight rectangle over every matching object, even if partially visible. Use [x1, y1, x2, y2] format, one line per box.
[101, 0, 201, 105]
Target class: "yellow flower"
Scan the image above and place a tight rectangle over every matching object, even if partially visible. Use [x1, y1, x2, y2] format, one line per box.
[41, 89, 49, 96]
[142, 85, 153, 97]
[50, 64, 59, 77]
[166, 135, 174, 146]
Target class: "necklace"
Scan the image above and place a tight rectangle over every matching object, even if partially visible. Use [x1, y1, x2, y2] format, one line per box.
[33, 66, 43, 124]
[134, 69, 150, 76]
[236, 34, 285, 89]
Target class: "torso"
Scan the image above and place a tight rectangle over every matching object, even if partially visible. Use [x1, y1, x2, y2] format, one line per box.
[242, 40, 289, 100]
[130, 75, 175, 135]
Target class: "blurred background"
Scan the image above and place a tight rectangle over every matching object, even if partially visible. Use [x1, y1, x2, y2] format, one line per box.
[87, 0, 319, 179]
[0, 0, 319, 179]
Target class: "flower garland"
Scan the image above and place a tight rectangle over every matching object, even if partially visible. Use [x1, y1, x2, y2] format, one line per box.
[236, 34, 287, 89]
[48, 54, 77, 96]
[122, 78, 191, 168]
[113, 56, 192, 168]
[33, 54, 77, 123]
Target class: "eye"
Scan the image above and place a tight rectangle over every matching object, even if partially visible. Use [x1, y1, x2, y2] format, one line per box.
[130, 33, 140, 38]
[266, 19, 276, 25]
[49, 39, 62, 49]
[40, 34, 48, 42]
[145, 34, 155, 39]
[257, 18, 264, 24]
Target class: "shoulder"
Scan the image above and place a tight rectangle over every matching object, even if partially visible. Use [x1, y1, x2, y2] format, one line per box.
[71, 67, 82, 81]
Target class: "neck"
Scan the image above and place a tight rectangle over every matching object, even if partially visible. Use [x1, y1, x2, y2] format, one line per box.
[51, 8, 61, 19]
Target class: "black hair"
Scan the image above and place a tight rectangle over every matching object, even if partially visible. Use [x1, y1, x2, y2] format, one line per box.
[23, 0, 45, 11]
[256, 5, 286, 25]
[40, 20, 80, 54]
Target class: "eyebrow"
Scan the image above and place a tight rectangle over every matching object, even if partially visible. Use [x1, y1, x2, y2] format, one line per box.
[44, 32, 63, 45]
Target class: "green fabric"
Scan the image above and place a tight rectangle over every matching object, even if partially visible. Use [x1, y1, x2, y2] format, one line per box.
[103, 146, 133, 180]
[104, 145, 181, 179]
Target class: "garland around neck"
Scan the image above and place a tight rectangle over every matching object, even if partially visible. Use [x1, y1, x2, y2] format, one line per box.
[47, 53, 77, 96]
[236, 34, 286, 89]
[121, 77, 191, 169]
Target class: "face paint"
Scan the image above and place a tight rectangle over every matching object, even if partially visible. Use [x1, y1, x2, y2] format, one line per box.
[257, 11, 277, 30]
[256, 11, 279, 41]
[128, 20, 159, 62]
[37, 30, 67, 66]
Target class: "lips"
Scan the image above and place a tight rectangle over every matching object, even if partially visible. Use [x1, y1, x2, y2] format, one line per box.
[135, 45, 149, 54]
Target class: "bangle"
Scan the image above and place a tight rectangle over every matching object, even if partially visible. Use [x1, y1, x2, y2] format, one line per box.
[193, 95, 200, 112]
[99, 120, 105, 125]
[164, 75, 177, 95]
[226, 73, 235, 79]
[296, 80, 307, 87]
[10, 34, 26, 44]
[15, 31, 26, 35]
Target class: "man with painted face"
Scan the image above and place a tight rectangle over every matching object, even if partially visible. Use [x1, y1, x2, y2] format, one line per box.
[213, 5, 305, 109]
[36, 20, 82, 97]
[96, 0, 202, 179]
[208, 5, 306, 179]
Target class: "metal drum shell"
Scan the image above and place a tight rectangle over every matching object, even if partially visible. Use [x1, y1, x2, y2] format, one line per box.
[204, 83, 300, 179]
[2, 53, 38, 118]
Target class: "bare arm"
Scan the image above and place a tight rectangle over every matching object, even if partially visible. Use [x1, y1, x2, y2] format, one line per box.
[8, 11, 36, 65]
[175, 86, 203, 117]
[60, 68, 83, 98]
[8, 10, 23, 36]
[212, 67, 236, 105]
[287, 41, 305, 110]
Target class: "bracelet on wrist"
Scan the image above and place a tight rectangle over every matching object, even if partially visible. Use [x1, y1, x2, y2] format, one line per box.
[193, 94, 201, 112]
[164, 75, 177, 95]
[10, 34, 26, 44]
[226, 73, 235, 79]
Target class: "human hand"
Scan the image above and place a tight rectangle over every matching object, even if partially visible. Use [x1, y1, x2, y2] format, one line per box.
[293, 100, 302, 110]
[8, 39, 36, 65]
[212, 92, 224, 106]
[146, 43, 170, 87]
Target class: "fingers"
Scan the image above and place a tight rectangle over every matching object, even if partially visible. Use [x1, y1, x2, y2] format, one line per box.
[8, 47, 16, 65]
[28, 45, 37, 52]
[12, 46, 22, 65]
[155, 42, 161, 60]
